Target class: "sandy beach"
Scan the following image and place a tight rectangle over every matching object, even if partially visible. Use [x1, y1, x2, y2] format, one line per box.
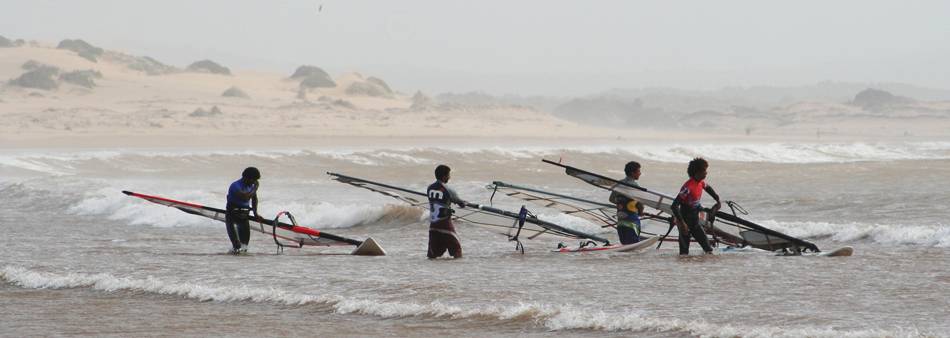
[4, 44, 949, 151]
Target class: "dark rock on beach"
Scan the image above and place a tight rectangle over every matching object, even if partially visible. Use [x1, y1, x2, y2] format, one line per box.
[186, 60, 231, 75]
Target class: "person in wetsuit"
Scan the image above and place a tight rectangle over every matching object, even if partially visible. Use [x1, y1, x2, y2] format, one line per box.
[226, 167, 261, 254]
[427, 164, 468, 259]
[670, 158, 721, 255]
[608, 161, 644, 245]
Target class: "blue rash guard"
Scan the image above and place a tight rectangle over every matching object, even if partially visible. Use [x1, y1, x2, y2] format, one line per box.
[227, 179, 255, 208]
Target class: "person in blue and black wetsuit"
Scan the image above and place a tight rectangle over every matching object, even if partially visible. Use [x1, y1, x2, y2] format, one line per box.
[427, 164, 468, 259]
[226, 167, 261, 254]
[609, 161, 644, 245]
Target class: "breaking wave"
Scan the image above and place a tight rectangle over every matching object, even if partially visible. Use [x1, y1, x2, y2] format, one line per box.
[760, 219, 950, 247]
[2, 141, 949, 176]
[68, 187, 423, 229]
[1, 265, 928, 338]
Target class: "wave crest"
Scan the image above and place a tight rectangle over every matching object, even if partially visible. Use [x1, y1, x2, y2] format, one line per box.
[1, 265, 929, 337]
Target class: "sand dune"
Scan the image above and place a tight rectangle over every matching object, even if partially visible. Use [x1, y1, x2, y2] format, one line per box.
[1, 44, 618, 148]
[2, 42, 948, 149]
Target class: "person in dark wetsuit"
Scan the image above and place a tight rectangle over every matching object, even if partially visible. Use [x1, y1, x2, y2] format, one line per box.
[427, 164, 468, 259]
[670, 158, 721, 255]
[608, 161, 644, 245]
[226, 167, 261, 254]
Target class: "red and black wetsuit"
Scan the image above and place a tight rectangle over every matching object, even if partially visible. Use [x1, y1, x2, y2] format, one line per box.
[671, 178, 714, 255]
[427, 180, 463, 258]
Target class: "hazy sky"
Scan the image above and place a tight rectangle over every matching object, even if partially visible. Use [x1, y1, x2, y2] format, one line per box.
[2, 0, 949, 96]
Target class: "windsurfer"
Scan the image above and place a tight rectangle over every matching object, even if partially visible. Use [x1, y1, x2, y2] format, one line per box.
[427, 165, 467, 259]
[671, 158, 721, 255]
[608, 161, 644, 244]
[226, 167, 261, 254]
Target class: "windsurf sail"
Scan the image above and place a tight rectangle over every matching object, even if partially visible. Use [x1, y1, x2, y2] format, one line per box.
[541, 159, 821, 253]
[327, 172, 611, 245]
[122, 190, 385, 256]
[487, 181, 680, 242]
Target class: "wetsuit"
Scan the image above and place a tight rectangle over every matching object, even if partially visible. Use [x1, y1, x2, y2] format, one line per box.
[427, 180, 464, 258]
[671, 178, 715, 255]
[608, 177, 642, 245]
[226, 179, 255, 251]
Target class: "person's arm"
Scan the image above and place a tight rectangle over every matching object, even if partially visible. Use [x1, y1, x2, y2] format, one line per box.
[447, 187, 467, 208]
[608, 191, 620, 205]
[704, 184, 722, 212]
[670, 198, 688, 233]
[236, 182, 258, 200]
[670, 198, 681, 220]
[248, 182, 260, 218]
[251, 193, 260, 219]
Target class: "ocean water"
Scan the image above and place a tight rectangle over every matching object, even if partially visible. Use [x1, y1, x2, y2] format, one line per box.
[1, 141, 948, 337]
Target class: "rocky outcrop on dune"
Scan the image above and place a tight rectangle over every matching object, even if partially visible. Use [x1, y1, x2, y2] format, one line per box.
[186, 60, 231, 75]
[290, 65, 330, 79]
[9, 67, 59, 90]
[9, 60, 102, 90]
[292, 65, 336, 89]
[851, 88, 914, 111]
[300, 75, 336, 89]
[345, 81, 390, 97]
[0, 35, 12, 47]
[366, 77, 393, 94]
[189, 106, 223, 117]
[222, 86, 250, 99]
[410, 91, 433, 110]
[59, 70, 102, 88]
[317, 96, 356, 109]
[113, 54, 178, 75]
[22, 60, 60, 73]
[57, 39, 104, 62]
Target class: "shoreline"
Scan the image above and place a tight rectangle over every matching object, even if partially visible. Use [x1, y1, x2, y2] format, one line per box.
[2, 131, 947, 150]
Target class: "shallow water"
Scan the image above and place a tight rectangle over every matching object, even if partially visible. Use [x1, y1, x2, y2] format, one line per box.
[1, 141, 948, 337]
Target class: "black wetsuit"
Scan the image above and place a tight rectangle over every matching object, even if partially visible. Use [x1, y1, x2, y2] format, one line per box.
[226, 179, 254, 251]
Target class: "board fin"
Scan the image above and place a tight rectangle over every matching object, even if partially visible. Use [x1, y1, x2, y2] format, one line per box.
[351, 237, 386, 256]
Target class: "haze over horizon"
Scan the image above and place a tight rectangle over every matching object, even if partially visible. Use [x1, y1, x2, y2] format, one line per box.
[3, 0, 949, 96]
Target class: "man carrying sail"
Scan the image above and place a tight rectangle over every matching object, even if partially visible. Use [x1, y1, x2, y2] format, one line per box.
[671, 158, 720, 255]
[427, 164, 468, 259]
[608, 161, 644, 244]
[226, 167, 261, 254]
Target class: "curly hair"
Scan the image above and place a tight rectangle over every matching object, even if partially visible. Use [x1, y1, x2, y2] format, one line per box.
[686, 158, 708, 178]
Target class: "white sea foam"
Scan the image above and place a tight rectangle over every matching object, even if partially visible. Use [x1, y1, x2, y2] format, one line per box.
[67, 187, 422, 229]
[368, 151, 435, 165]
[263, 201, 424, 229]
[69, 188, 220, 227]
[1, 266, 927, 338]
[2, 142, 948, 173]
[760, 220, 950, 247]
[623, 142, 950, 163]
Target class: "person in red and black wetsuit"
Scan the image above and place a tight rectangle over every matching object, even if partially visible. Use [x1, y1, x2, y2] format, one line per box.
[427, 165, 468, 259]
[670, 158, 721, 255]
